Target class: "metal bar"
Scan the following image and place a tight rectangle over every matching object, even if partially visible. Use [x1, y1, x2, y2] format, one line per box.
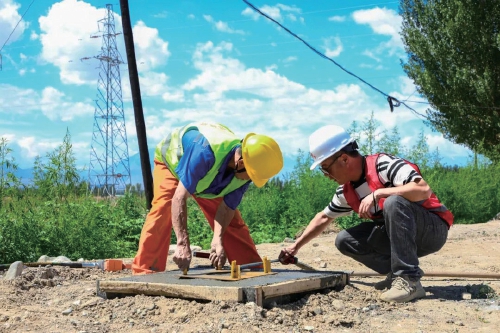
[240, 259, 279, 270]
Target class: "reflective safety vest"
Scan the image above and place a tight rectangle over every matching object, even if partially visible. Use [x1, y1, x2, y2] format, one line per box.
[154, 122, 249, 198]
[343, 154, 454, 228]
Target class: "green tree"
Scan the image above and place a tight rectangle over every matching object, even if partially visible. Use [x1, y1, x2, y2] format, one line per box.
[378, 127, 402, 156]
[406, 130, 430, 170]
[400, 0, 500, 161]
[33, 129, 82, 199]
[0, 138, 20, 204]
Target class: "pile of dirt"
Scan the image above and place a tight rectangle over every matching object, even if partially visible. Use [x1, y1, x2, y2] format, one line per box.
[1, 220, 499, 332]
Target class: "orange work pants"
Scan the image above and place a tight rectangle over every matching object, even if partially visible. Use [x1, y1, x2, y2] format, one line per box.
[132, 160, 261, 274]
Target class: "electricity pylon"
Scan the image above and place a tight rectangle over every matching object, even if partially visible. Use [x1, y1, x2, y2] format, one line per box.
[88, 4, 131, 196]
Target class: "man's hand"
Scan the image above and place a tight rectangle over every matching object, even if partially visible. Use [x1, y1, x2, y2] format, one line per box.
[209, 240, 227, 269]
[279, 247, 298, 265]
[173, 244, 192, 271]
[359, 191, 376, 219]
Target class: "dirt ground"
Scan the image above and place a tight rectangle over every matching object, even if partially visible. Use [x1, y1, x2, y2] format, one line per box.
[1, 219, 499, 333]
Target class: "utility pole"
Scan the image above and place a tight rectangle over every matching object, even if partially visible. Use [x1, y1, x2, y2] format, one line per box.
[88, 4, 131, 196]
[119, 0, 153, 209]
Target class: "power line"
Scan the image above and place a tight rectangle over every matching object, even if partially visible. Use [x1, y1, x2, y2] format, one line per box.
[0, 0, 35, 53]
[242, 0, 427, 119]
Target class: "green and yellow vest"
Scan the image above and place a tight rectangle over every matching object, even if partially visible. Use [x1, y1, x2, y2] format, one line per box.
[154, 122, 249, 198]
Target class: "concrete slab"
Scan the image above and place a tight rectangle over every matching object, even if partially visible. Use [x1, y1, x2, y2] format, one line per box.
[97, 267, 349, 306]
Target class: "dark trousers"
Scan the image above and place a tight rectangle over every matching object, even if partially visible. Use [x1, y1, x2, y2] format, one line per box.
[335, 195, 449, 278]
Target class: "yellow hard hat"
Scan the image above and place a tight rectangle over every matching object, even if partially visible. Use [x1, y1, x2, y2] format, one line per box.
[242, 133, 284, 188]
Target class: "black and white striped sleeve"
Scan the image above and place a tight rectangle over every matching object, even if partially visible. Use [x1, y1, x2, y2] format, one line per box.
[377, 154, 422, 187]
[323, 185, 353, 218]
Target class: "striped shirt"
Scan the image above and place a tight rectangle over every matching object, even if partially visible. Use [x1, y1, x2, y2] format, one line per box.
[323, 154, 422, 219]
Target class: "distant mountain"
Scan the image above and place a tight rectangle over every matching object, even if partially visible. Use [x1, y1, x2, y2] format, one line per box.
[10, 148, 155, 187]
[128, 148, 156, 186]
[11, 147, 296, 188]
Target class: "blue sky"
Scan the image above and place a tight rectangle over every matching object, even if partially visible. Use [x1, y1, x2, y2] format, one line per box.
[1, 0, 472, 178]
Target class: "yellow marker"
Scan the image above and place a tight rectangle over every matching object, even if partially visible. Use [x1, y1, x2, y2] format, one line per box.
[263, 256, 270, 273]
[230, 260, 237, 279]
[265, 257, 272, 273]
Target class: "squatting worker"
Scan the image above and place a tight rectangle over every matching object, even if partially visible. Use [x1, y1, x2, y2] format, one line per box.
[132, 121, 284, 275]
[279, 125, 453, 303]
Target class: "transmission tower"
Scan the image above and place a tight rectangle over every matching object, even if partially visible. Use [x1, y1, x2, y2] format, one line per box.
[88, 4, 131, 196]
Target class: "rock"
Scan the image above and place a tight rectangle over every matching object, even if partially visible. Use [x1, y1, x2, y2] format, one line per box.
[219, 301, 230, 309]
[462, 293, 472, 300]
[304, 326, 314, 331]
[37, 255, 72, 263]
[4, 261, 24, 280]
[283, 237, 295, 243]
[312, 243, 319, 247]
[313, 307, 323, 315]
[245, 302, 256, 308]
[319, 262, 327, 268]
[62, 308, 73, 315]
[331, 300, 344, 310]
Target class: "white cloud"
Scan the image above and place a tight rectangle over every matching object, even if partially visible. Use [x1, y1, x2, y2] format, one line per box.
[242, 3, 303, 23]
[0, 84, 39, 114]
[0, 0, 27, 46]
[203, 15, 245, 35]
[38, 0, 104, 85]
[324, 36, 343, 58]
[352, 7, 403, 56]
[166, 41, 374, 157]
[1, 133, 15, 141]
[265, 64, 278, 71]
[17, 136, 60, 158]
[363, 50, 381, 62]
[38, 0, 169, 85]
[153, 11, 168, 19]
[40, 86, 94, 121]
[283, 56, 297, 63]
[328, 15, 346, 22]
[132, 21, 170, 71]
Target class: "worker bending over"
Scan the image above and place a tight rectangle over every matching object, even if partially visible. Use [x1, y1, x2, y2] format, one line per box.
[133, 121, 283, 275]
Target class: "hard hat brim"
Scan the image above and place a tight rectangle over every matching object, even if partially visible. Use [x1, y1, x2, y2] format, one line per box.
[252, 177, 268, 188]
[310, 153, 335, 170]
[242, 133, 260, 186]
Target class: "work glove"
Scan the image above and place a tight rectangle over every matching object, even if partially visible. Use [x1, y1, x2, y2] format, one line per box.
[279, 249, 297, 265]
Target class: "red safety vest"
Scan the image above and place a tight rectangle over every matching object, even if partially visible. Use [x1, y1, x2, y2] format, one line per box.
[343, 154, 454, 228]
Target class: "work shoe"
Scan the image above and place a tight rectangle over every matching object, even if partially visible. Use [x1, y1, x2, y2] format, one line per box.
[374, 272, 395, 290]
[379, 276, 426, 303]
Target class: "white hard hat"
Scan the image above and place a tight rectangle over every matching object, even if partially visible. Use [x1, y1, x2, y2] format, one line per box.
[309, 125, 356, 170]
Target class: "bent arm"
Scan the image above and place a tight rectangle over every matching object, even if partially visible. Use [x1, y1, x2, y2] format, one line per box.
[172, 181, 191, 246]
[289, 211, 334, 254]
[375, 178, 432, 202]
[213, 200, 235, 241]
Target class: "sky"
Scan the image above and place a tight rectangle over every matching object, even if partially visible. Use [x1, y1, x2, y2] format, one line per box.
[0, 0, 473, 180]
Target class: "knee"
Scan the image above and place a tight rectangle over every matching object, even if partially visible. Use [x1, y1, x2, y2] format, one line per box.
[335, 230, 351, 255]
[383, 195, 410, 214]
